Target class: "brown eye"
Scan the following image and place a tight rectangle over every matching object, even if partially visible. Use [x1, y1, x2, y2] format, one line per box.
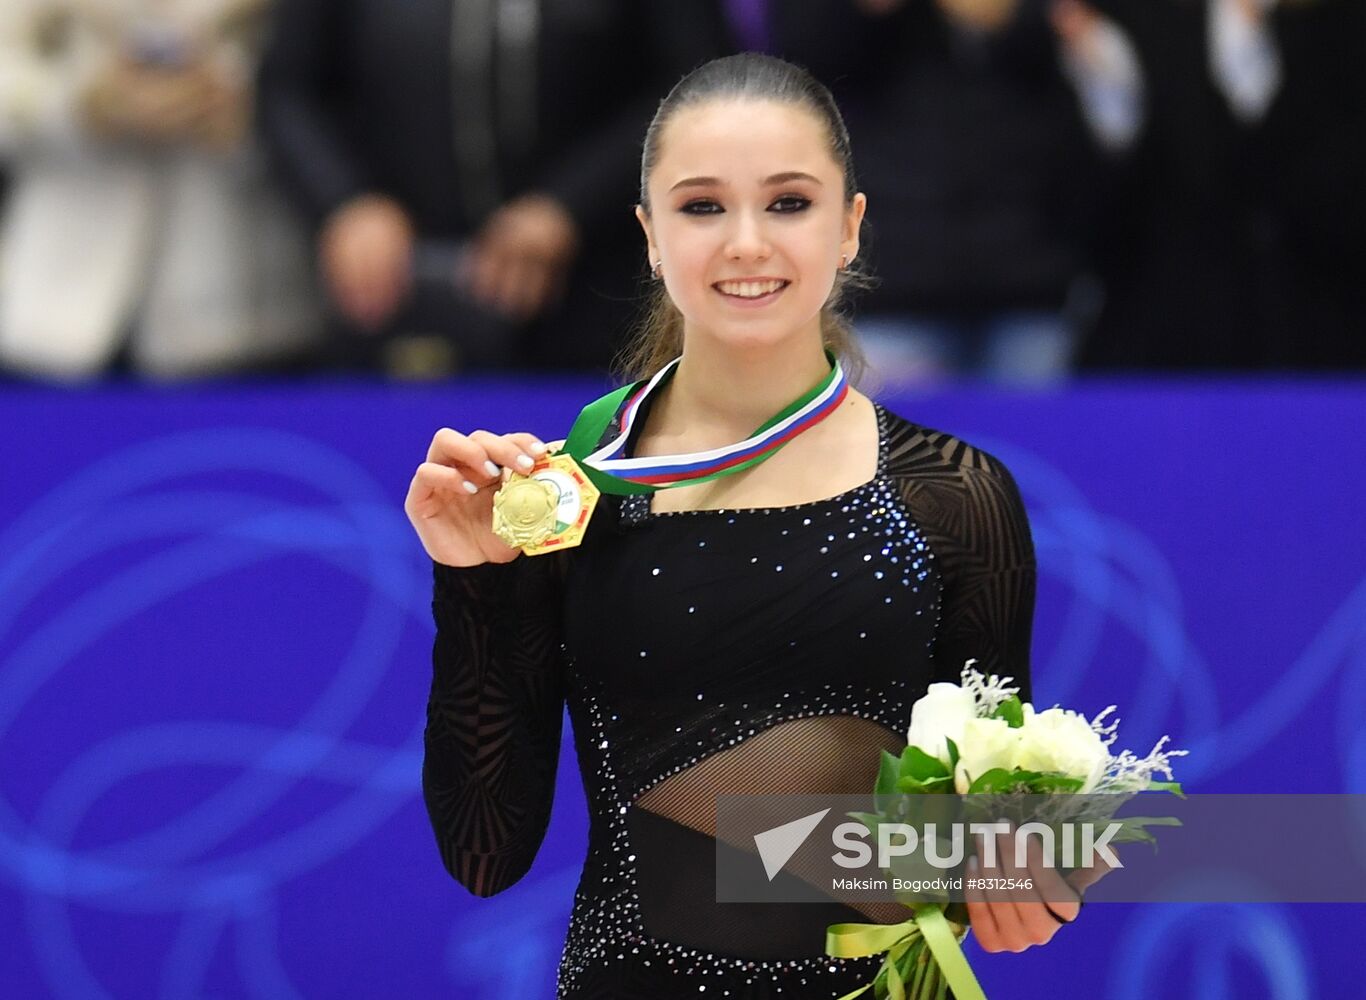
[680, 199, 722, 215]
[770, 196, 812, 213]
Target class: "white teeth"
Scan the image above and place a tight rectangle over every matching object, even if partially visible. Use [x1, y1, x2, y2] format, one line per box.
[716, 279, 786, 299]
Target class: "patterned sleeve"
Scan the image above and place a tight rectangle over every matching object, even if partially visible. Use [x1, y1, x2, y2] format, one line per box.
[886, 416, 1038, 705]
[422, 555, 568, 896]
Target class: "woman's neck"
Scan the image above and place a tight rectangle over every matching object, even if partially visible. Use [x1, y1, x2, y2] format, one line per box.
[651, 330, 834, 443]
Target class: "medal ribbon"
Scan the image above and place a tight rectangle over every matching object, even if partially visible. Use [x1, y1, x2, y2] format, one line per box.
[561, 350, 848, 496]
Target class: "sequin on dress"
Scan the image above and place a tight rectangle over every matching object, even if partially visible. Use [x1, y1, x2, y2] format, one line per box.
[423, 401, 1037, 998]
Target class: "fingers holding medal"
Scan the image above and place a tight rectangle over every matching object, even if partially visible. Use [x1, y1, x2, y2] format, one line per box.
[404, 427, 551, 568]
[433, 429, 547, 483]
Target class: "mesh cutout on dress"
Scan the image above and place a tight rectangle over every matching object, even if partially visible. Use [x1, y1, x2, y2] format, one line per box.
[629, 714, 913, 954]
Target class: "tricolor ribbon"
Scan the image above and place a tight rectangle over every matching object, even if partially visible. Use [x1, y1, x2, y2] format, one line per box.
[560, 350, 848, 496]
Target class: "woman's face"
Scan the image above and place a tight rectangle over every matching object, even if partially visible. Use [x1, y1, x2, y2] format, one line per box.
[637, 98, 865, 351]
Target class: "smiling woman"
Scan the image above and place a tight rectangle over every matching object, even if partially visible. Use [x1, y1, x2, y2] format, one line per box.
[622, 56, 869, 398]
[409, 53, 1045, 999]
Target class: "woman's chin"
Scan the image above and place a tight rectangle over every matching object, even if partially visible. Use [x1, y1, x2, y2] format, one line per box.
[691, 316, 823, 352]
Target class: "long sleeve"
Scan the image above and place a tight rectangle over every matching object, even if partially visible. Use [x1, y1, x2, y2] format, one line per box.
[886, 419, 1038, 705]
[423, 554, 568, 897]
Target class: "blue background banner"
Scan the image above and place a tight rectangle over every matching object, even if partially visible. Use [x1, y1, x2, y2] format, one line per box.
[2, 379, 1362, 999]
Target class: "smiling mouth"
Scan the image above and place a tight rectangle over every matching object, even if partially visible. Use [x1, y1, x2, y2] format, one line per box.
[713, 278, 791, 301]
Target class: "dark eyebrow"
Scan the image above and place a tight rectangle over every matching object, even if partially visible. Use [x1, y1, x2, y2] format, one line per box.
[764, 171, 823, 186]
[668, 171, 824, 193]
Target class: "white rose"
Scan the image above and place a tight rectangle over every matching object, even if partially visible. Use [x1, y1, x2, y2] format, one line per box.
[1015, 707, 1110, 792]
[906, 682, 977, 765]
[952, 717, 1023, 794]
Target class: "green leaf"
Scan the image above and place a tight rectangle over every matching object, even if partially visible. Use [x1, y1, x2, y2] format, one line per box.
[1109, 826, 1158, 847]
[963, 768, 995, 794]
[1107, 815, 1183, 850]
[886, 947, 905, 1000]
[992, 695, 1025, 728]
[944, 737, 960, 770]
[1148, 780, 1186, 798]
[898, 774, 954, 794]
[847, 811, 886, 836]
[967, 767, 1031, 794]
[900, 745, 951, 781]
[1119, 815, 1183, 827]
[1027, 774, 1086, 793]
[876, 750, 902, 798]
[906, 941, 925, 999]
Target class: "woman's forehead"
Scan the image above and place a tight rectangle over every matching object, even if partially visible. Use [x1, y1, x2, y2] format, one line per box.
[651, 99, 837, 185]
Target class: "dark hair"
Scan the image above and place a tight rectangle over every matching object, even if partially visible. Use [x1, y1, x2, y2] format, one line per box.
[614, 53, 870, 385]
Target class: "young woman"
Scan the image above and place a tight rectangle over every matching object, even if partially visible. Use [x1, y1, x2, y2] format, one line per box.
[406, 53, 1095, 999]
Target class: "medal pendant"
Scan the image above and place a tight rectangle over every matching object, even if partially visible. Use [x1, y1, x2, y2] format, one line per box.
[491, 450, 600, 556]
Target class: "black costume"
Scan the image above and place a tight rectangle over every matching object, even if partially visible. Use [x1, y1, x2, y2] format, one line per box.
[423, 399, 1036, 997]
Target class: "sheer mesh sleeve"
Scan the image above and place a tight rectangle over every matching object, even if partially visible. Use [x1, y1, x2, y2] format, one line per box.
[423, 555, 569, 897]
[886, 419, 1038, 705]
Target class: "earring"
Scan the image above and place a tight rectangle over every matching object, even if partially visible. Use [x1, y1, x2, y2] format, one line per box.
[651, 260, 663, 280]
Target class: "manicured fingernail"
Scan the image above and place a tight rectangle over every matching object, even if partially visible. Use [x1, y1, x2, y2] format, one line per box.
[483, 460, 500, 477]
[530, 440, 547, 455]
[462, 480, 479, 494]
[516, 454, 534, 470]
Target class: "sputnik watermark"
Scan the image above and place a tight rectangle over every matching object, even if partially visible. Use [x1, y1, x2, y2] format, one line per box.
[831, 819, 1124, 871]
[751, 810, 1123, 882]
[719, 793, 1366, 904]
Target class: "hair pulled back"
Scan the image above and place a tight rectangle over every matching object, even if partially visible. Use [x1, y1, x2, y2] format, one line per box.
[615, 53, 870, 384]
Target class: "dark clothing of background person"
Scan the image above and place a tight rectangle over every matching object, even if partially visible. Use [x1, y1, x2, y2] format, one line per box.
[772, 0, 1107, 325]
[1255, 0, 1366, 370]
[1073, 0, 1301, 371]
[256, 0, 652, 373]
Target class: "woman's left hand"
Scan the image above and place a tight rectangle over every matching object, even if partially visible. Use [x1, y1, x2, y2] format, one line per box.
[963, 824, 1116, 953]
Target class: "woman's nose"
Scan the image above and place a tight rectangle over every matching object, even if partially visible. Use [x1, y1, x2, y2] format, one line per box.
[724, 209, 772, 262]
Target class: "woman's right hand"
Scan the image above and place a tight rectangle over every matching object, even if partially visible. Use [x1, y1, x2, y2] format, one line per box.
[404, 428, 548, 567]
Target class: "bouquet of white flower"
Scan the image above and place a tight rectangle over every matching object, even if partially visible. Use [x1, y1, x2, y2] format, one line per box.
[825, 661, 1187, 1000]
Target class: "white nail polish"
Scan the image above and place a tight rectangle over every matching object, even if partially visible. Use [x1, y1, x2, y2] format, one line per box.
[462, 480, 479, 494]
[483, 460, 500, 477]
[516, 454, 534, 470]
[530, 440, 547, 455]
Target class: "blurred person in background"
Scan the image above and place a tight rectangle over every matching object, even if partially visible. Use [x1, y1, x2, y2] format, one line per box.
[773, 0, 1118, 387]
[0, 0, 321, 381]
[1069, 0, 1288, 369]
[256, 0, 656, 378]
[1242, 0, 1363, 369]
[1069, 0, 1363, 371]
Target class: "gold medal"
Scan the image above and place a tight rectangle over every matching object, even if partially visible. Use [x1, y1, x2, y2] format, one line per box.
[491, 448, 600, 556]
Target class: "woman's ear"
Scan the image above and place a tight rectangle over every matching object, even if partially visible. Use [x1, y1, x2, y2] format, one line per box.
[840, 192, 867, 265]
[635, 204, 658, 267]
